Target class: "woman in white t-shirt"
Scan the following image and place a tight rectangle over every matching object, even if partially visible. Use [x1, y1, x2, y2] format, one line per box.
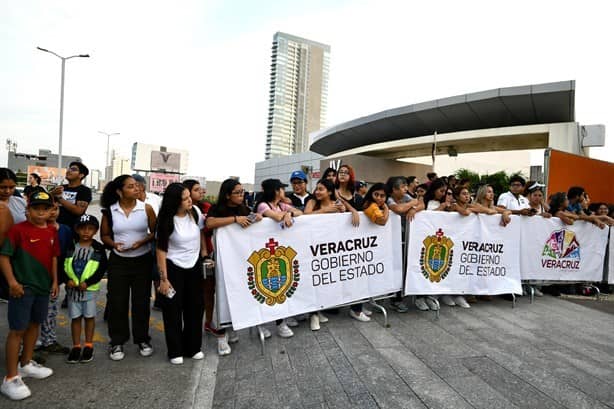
[156, 183, 207, 364]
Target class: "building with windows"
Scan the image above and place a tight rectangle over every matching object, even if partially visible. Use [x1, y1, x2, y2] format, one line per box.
[265, 32, 330, 159]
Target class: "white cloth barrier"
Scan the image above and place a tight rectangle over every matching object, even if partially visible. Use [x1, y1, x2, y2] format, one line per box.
[519, 217, 609, 282]
[215, 213, 403, 330]
[405, 212, 522, 296]
[608, 226, 613, 284]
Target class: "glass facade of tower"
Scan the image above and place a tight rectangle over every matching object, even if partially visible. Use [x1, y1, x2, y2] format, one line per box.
[265, 32, 330, 159]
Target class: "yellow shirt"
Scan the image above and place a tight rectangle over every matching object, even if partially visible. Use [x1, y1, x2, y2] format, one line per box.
[364, 203, 384, 223]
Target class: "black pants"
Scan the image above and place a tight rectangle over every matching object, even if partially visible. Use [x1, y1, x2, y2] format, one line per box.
[107, 252, 153, 346]
[160, 259, 204, 359]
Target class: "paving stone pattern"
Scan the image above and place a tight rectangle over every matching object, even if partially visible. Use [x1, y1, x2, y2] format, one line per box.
[212, 297, 614, 409]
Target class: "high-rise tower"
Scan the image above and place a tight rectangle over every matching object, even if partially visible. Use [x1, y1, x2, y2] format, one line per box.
[265, 32, 330, 159]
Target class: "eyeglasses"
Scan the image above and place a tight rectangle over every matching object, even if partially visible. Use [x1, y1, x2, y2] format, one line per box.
[446, 192, 453, 195]
[337, 171, 350, 175]
[291, 180, 305, 185]
[510, 183, 523, 187]
[231, 189, 244, 195]
[67, 166, 80, 172]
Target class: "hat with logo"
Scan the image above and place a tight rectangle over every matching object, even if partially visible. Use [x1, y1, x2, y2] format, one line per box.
[28, 190, 54, 207]
[75, 214, 100, 230]
[290, 170, 308, 182]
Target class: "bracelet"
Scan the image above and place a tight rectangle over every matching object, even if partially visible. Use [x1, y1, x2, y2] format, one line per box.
[234, 215, 237, 223]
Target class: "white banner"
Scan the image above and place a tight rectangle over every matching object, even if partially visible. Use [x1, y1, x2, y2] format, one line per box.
[405, 212, 522, 295]
[606, 226, 613, 284]
[215, 213, 403, 330]
[519, 217, 609, 282]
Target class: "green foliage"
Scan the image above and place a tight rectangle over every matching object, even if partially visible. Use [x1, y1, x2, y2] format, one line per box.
[454, 169, 527, 198]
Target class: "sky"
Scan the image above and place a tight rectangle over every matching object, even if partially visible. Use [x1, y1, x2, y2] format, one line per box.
[1, 0, 612, 183]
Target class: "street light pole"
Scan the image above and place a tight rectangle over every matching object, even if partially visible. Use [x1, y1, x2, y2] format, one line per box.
[99, 131, 120, 180]
[37, 47, 89, 169]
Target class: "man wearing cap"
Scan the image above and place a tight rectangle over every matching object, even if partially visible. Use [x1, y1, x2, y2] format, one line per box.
[355, 181, 368, 199]
[287, 170, 314, 212]
[51, 162, 92, 230]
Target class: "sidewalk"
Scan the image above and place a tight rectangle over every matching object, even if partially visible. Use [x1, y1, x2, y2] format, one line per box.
[1, 291, 613, 408]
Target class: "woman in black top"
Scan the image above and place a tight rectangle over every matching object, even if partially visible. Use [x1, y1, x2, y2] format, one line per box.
[206, 179, 262, 355]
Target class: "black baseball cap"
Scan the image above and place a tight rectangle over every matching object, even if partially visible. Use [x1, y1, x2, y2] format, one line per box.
[29, 190, 54, 207]
[75, 214, 99, 230]
[261, 178, 288, 191]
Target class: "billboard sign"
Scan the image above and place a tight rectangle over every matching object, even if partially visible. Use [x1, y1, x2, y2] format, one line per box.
[27, 166, 67, 188]
[149, 172, 180, 193]
[151, 151, 180, 173]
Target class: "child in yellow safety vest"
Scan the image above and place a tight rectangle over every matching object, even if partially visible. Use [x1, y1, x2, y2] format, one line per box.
[64, 214, 108, 364]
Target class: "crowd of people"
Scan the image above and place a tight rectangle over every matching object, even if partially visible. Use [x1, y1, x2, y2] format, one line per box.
[0, 163, 613, 401]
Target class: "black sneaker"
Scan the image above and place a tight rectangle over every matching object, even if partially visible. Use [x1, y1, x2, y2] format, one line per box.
[80, 346, 94, 363]
[138, 342, 153, 357]
[67, 347, 81, 364]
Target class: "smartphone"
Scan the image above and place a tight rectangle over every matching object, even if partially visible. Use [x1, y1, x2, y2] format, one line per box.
[165, 287, 176, 299]
[247, 213, 258, 223]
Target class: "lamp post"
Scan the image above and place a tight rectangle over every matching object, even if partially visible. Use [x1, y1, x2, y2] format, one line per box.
[37, 46, 89, 169]
[99, 131, 120, 180]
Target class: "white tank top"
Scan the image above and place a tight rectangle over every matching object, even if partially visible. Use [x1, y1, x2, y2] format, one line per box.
[109, 200, 151, 258]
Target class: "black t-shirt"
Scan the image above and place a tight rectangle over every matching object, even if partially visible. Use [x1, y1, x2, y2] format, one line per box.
[207, 203, 250, 218]
[57, 184, 92, 228]
[288, 192, 315, 211]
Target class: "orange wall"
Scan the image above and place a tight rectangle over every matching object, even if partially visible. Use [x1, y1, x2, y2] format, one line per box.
[547, 149, 614, 203]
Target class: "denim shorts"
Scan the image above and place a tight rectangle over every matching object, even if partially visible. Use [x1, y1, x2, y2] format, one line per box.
[7, 287, 49, 331]
[67, 290, 97, 319]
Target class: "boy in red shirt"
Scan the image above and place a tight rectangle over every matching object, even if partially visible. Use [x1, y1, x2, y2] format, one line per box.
[0, 190, 59, 401]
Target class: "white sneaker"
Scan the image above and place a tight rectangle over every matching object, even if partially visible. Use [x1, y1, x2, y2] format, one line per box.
[138, 342, 154, 357]
[18, 360, 53, 379]
[425, 296, 440, 311]
[192, 351, 205, 360]
[440, 295, 456, 306]
[285, 317, 299, 327]
[277, 322, 294, 338]
[109, 345, 125, 361]
[454, 295, 471, 309]
[349, 310, 371, 322]
[170, 357, 183, 365]
[317, 311, 329, 323]
[310, 314, 320, 331]
[362, 306, 373, 316]
[227, 329, 239, 343]
[415, 297, 429, 311]
[1, 376, 31, 401]
[258, 326, 272, 339]
[217, 336, 232, 356]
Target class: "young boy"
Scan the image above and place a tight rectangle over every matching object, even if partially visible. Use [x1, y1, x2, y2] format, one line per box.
[0, 190, 59, 401]
[37, 200, 73, 355]
[65, 214, 107, 363]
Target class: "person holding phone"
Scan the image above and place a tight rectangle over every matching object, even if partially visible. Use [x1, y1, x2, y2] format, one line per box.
[155, 183, 206, 364]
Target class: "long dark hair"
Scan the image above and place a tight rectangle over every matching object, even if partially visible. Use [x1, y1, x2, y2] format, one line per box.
[0, 168, 17, 183]
[214, 179, 250, 216]
[423, 178, 447, 206]
[548, 192, 568, 213]
[183, 179, 199, 193]
[312, 178, 337, 210]
[156, 183, 193, 252]
[254, 181, 279, 210]
[362, 183, 387, 209]
[101, 175, 133, 209]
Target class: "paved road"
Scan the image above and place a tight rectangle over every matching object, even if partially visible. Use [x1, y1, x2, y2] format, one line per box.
[2, 293, 613, 408]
